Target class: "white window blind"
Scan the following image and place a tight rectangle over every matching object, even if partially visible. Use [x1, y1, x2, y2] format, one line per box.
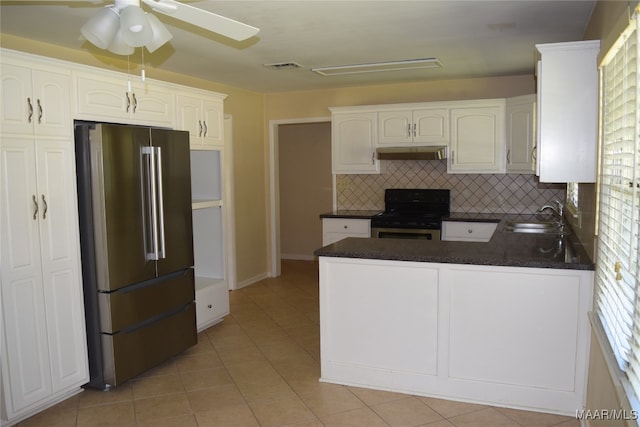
[595, 8, 640, 397]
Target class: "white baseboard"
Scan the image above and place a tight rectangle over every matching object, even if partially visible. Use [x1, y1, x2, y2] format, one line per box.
[234, 272, 269, 290]
[281, 253, 316, 261]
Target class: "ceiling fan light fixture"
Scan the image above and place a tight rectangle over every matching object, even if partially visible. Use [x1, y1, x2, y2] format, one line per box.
[107, 29, 135, 55]
[120, 5, 153, 47]
[80, 5, 120, 50]
[311, 58, 442, 76]
[145, 13, 173, 53]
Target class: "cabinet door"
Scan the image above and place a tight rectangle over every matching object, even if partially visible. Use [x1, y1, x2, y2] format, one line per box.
[76, 74, 130, 121]
[413, 108, 449, 144]
[0, 138, 53, 414]
[332, 112, 379, 174]
[201, 99, 224, 146]
[506, 95, 535, 174]
[378, 110, 412, 145]
[129, 81, 174, 126]
[449, 105, 505, 173]
[31, 70, 71, 137]
[176, 94, 203, 147]
[1, 63, 35, 135]
[35, 140, 88, 391]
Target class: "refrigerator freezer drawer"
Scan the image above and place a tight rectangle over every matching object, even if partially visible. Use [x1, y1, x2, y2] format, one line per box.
[101, 303, 196, 387]
[98, 269, 195, 333]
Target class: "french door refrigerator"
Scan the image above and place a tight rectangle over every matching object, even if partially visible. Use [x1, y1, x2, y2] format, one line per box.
[74, 122, 196, 389]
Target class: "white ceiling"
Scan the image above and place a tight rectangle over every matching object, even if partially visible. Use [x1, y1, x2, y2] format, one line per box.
[0, 0, 597, 93]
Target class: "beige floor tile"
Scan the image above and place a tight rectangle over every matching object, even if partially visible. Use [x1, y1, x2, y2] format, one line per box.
[186, 384, 246, 412]
[257, 337, 311, 361]
[76, 401, 135, 427]
[225, 360, 285, 386]
[216, 343, 266, 366]
[288, 378, 346, 396]
[371, 396, 444, 426]
[179, 367, 234, 391]
[133, 392, 192, 422]
[136, 414, 198, 427]
[347, 385, 409, 406]
[78, 385, 133, 408]
[195, 402, 260, 427]
[235, 378, 298, 403]
[182, 333, 215, 355]
[448, 407, 521, 427]
[137, 359, 180, 378]
[131, 374, 185, 400]
[419, 396, 489, 418]
[319, 406, 389, 427]
[175, 351, 224, 373]
[17, 402, 79, 427]
[298, 385, 365, 416]
[248, 396, 318, 427]
[495, 406, 576, 426]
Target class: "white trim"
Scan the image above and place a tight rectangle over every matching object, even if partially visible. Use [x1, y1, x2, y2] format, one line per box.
[280, 253, 316, 261]
[223, 115, 238, 290]
[268, 116, 331, 278]
[234, 272, 270, 290]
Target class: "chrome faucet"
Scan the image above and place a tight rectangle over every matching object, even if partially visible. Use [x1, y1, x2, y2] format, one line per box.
[538, 200, 566, 232]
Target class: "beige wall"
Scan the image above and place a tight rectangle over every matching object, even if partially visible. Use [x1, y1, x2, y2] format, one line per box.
[278, 122, 332, 259]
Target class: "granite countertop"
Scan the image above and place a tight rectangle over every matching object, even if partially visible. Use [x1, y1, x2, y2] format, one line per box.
[314, 213, 595, 271]
[320, 210, 382, 219]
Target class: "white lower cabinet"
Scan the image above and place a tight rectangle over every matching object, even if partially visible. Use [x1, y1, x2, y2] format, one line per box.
[322, 218, 371, 246]
[319, 257, 593, 415]
[1, 137, 88, 425]
[195, 279, 230, 331]
[441, 221, 498, 242]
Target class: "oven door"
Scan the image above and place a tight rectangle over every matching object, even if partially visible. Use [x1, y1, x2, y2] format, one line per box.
[371, 227, 441, 240]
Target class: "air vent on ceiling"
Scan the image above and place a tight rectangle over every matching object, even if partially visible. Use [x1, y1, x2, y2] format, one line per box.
[311, 58, 442, 76]
[264, 62, 303, 70]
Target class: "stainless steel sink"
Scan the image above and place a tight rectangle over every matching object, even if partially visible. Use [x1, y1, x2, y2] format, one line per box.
[503, 220, 561, 234]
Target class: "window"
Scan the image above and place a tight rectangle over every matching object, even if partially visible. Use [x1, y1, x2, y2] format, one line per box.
[595, 7, 640, 400]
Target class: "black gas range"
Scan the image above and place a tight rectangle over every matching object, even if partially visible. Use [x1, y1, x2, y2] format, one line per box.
[371, 189, 450, 240]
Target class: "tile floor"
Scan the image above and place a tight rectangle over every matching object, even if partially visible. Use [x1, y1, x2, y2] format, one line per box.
[17, 260, 581, 427]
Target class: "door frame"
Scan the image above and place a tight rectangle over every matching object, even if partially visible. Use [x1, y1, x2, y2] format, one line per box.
[268, 116, 331, 277]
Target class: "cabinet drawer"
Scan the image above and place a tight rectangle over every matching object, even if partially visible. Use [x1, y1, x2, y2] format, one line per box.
[195, 281, 229, 331]
[323, 218, 370, 234]
[442, 221, 498, 242]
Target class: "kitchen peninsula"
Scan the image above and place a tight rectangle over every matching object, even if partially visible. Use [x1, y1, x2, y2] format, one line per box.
[314, 219, 594, 416]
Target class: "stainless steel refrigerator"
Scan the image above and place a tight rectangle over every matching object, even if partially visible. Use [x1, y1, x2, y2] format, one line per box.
[74, 122, 196, 389]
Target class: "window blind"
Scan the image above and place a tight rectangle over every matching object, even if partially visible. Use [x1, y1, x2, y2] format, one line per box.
[595, 9, 640, 397]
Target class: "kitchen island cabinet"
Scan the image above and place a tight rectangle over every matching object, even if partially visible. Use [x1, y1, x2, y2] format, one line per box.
[318, 255, 593, 416]
[315, 220, 594, 415]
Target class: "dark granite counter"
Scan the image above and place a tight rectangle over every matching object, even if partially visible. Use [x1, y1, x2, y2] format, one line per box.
[320, 210, 382, 219]
[314, 214, 594, 271]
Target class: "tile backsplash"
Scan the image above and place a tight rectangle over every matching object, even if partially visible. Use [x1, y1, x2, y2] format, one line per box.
[336, 160, 565, 214]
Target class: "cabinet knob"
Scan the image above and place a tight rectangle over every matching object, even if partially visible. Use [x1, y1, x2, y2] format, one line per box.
[207, 304, 213, 309]
[344, 225, 348, 229]
[468, 229, 473, 234]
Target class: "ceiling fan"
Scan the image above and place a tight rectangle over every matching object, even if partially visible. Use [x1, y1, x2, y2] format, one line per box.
[14, 0, 260, 55]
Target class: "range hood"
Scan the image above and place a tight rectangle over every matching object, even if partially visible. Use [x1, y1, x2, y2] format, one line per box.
[376, 146, 447, 160]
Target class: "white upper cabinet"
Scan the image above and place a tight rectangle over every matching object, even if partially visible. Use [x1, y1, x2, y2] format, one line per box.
[1, 63, 71, 137]
[331, 111, 379, 174]
[506, 94, 536, 174]
[448, 100, 506, 174]
[176, 93, 225, 148]
[75, 71, 175, 127]
[535, 40, 600, 183]
[378, 108, 449, 145]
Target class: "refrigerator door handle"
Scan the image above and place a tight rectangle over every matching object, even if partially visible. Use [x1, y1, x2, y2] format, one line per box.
[154, 146, 166, 259]
[142, 146, 160, 260]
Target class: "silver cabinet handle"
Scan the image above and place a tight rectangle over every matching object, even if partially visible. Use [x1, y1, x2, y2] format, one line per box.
[41, 194, 48, 219]
[27, 98, 33, 123]
[507, 149, 511, 164]
[132, 93, 137, 113]
[413, 123, 417, 137]
[198, 120, 203, 137]
[202, 121, 208, 137]
[371, 151, 375, 165]
[32, 195, 38, 220]
[126, 92, 131, 113]
[531, 146, 537, 162]
[451, 150, 456, 163]
[407, 123, 412, 137]
[37, 99, 43, 124]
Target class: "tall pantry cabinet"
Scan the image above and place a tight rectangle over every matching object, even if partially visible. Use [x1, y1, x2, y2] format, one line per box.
[1, 57, 89, 423]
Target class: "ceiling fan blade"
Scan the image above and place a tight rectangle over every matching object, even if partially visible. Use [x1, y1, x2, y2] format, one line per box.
[142, 0, 259, 41]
